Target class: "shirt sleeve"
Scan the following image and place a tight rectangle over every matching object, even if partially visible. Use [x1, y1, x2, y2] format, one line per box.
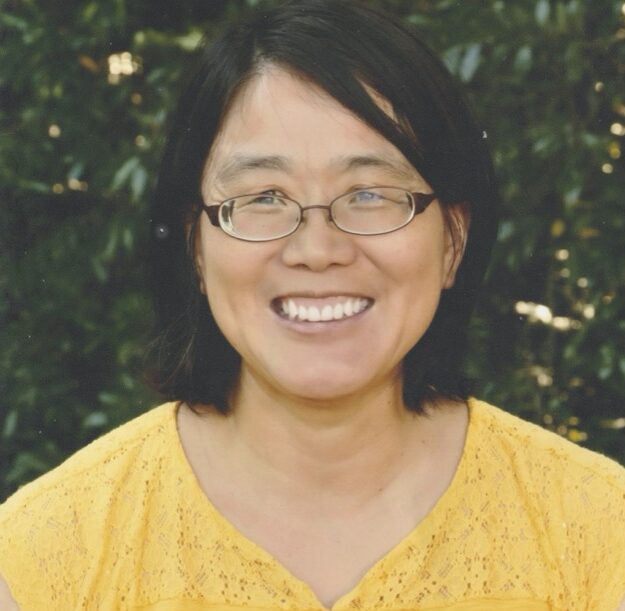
[0, 476, 87, 611]
[0, 489, 53, 611]
[583, 458, 625, 611]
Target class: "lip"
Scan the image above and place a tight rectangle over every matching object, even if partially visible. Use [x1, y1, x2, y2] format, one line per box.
[272, 291, 375, 301]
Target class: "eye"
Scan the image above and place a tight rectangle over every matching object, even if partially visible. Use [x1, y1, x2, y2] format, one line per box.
[357, 190, 381, 201]
[348, 189, 384, 204]
[233, 190, 289, 212]
[252, 195, 279, 205]
[250, 190, 287, 205]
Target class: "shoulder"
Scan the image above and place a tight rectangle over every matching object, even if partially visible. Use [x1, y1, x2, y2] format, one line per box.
[469, 398, 625, 609]
[468, 397, 625, 543]
[0, 401, 179, 517]
[469, 397, 625, 493]
[0, 401, 180, 609]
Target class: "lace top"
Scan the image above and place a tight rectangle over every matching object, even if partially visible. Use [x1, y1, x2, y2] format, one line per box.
[1, 398, 624, 611]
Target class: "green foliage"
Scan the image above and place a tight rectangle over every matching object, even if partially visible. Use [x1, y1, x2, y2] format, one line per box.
[2, 0, 625, 500]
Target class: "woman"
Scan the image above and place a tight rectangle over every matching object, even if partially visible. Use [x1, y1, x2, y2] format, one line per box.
[1, 1, 625, 609]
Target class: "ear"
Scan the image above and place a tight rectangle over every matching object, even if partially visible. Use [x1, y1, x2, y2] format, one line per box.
[186, 215, 207, 295]
[195, 255, 207, 295]
[442, 202, 470, 289]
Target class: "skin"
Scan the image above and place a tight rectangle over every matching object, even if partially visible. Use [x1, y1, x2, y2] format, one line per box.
[194, 66, 465, 415]
[0, 579, 18, 611]
[184, 66, 475, 606]
[189, 65, 473, 506]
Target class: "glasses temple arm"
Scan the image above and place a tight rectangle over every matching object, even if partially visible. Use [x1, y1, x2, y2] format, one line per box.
[201, 203, 221, 227]
[411, 192, 437, 213]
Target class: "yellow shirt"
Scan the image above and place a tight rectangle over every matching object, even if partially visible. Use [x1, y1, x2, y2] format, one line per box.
[1, 398, 624, 611]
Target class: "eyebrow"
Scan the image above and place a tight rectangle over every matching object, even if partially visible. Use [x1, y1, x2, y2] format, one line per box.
[215, 155, 290, 185]
[335, 154, 417, 182]
[213, 153, 418, 186]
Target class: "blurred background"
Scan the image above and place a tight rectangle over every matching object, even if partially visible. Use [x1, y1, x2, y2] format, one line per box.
[1, 0, 625, 501]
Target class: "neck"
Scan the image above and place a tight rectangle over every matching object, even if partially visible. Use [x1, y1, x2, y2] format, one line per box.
[221, 365, 438, 509]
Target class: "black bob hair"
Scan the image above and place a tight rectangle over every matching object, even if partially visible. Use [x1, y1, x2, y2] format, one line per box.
[144, 0, 500, 414]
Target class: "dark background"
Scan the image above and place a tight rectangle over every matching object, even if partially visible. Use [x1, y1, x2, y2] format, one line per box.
[2, 0, 625, 501]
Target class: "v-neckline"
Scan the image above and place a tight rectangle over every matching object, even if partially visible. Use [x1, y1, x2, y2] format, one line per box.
[169, 398, 477, 610]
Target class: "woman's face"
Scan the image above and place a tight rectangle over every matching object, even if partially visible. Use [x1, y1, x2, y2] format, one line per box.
[195, 67, 465, 403]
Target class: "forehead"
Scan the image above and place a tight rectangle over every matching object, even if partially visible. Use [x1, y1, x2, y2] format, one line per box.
[202, 67, 417, 187]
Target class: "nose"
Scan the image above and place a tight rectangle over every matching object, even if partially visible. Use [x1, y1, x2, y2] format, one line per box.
[280, 205, 358, 272]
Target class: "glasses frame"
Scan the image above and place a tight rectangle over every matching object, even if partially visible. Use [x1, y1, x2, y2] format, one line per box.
[200, 186, 436, 242]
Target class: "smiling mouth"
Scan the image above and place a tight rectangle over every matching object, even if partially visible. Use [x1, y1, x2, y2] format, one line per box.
[271, 296, 374, 322]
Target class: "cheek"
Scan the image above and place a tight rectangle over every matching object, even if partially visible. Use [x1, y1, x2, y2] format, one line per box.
[389, 244, 449, 348]
[196, 235, 272, 331]
[381, 224, 450, 291]
[201, 248, 248, 310]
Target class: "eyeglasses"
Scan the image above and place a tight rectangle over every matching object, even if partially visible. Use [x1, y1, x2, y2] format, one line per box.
[201, 186, 436, 242]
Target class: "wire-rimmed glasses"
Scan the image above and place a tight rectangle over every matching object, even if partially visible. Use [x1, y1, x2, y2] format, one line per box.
[201, 186, 436, 242]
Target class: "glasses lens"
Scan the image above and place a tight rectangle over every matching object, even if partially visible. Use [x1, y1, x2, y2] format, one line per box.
[332, 187, 414, 235]
[221, 194, 300, 241]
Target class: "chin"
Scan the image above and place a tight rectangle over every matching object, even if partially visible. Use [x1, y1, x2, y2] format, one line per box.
[240, 350, 399, 405]
[268, 368, 386, 404]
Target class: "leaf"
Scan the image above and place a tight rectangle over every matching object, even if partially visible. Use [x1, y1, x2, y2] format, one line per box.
[111, 156, 140, 191]
[0, 13, 29, 31]
[82, 3, 98, 22]
[442, 45, 463, 76]
[514, 46, 533, 73]
[97, 392, 118, 406]
[532, 134, 557, 156]
[535, 0, 550, 26]
[6, 452, 50, 484]
[497, 220, 515, 241]
[174, 30, 203, 51]
[2, 410, 18, 439]
[83, 411, 108, 428]
[406, 14, 430, 26]
[122, 227, 134, 251]
[598, 366, 612, 381]
[130, 163, 148, 201]
[459, 43, 482, 83]
[91, 257, 108, 283]
[102, 227, 119, 261]
[67, 161, 85, 181]
[564, 187, 582, 208]
[17, 179, 50, 193]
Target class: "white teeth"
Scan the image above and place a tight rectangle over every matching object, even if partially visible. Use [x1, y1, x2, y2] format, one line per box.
[321, 305, 334, 321]
[308, 306, 321, 322]
[279, 297, 371, 322]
